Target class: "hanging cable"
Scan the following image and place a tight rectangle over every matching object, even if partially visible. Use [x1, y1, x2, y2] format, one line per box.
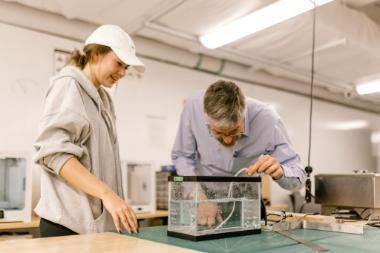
[304, 0, 317, 205]
[307, 1, 316, 166]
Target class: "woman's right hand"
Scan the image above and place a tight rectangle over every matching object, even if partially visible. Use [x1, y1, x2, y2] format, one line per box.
[58, 158, 139, 233]
[101, 190, 138, 233]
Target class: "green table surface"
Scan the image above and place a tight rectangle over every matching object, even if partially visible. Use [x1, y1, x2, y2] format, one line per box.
[122, 226, 380, 252]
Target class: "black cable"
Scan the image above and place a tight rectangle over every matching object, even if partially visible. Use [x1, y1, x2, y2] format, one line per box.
[367, 222, 380, 228]
[261, 198, 268, 226]
[299, 181, 322, 213]
[359, 208, 368, 218]
[266, 211, 292, 223]
[307, 189, 322, 203]
[307, 0, 316, 167]
[304, 0, 317, 204]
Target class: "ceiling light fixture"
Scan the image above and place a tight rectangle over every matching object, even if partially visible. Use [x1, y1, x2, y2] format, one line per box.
[356, 79, 380, 95]
[371, 131, 380, 144]
[324, 120, 369, 130]
[200, 0, 334, 49]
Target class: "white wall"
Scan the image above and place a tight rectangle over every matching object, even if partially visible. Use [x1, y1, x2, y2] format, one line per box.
[1, 22, 380, 209]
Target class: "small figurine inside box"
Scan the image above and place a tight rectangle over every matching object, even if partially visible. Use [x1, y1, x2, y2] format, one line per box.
[167, 176, 261, 241]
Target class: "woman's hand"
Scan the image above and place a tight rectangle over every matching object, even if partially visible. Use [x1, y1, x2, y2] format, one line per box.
[101, 190, 139, 233]
[59, 157, 139, 233]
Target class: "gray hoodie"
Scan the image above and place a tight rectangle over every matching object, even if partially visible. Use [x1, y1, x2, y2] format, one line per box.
[34, 66, 123, 234]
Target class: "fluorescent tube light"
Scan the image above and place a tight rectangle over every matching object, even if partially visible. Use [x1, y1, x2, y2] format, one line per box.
[200, 0, 334, 49]
[324, 120, 369, 130]
[371, 131, 380, 144]
[356, 79, 380, 95]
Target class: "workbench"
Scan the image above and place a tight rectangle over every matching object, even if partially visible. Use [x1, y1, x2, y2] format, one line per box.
[0, 210, 168, 239]
[127, 225, 380, 252]
[0, 211, 168, 229]
[0, 225, 379, 252]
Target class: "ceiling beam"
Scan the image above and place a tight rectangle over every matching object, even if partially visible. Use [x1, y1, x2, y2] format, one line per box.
[1, 0, 380, 113]
[345, 0, 380, 8]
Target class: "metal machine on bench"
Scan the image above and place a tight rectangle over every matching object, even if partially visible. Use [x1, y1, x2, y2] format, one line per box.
[315, 172, 380, 220]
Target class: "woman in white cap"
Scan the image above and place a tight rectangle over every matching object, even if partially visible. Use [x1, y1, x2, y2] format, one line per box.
[34, 24, 145, 237]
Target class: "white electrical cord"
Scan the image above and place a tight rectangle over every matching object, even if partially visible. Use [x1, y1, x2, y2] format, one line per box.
[234, 167, 249, 177]
[214, 168, 248, 230]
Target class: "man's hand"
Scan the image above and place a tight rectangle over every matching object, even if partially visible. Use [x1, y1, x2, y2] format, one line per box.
[197, 192, 223, 227]
[246, 154, 284, 179]
[197, 202, 223, 227]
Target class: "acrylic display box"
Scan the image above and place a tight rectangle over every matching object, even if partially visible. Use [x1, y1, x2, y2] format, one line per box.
[167, 176, 261, 241]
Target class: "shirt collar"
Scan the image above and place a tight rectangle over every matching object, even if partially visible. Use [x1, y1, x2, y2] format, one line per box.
[241, 107, 249, 137]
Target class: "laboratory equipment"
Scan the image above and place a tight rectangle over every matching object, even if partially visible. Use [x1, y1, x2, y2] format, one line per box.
[167, 176, 261, 241]
[315, 172, 380, 217]
[0, 152, 32, 222]
[156, 165, 176, 210]
[121, 161, 156, 212]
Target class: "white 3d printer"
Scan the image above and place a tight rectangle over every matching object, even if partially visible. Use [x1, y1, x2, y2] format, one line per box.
[0, 152, 32, 222]
[120, 160, 156, 213]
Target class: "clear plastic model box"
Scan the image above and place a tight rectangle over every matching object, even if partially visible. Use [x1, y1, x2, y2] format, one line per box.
[167, 176, 261, 241]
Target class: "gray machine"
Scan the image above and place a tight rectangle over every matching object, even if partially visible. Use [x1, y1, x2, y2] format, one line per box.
[315, 173, 380, 218]
[120, 161, 156, 213]
[0, 152, 32, 222]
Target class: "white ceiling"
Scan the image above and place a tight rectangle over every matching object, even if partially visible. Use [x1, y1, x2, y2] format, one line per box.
[3, 0, 380, 107]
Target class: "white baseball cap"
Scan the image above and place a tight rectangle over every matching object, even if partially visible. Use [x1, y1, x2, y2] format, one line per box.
[85, 24, 145, 74]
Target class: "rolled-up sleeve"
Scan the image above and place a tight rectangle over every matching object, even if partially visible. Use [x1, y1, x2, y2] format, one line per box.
[34, 80, 91, 175]
[271, 119, 305, 191]
[34, 110, 91, 175]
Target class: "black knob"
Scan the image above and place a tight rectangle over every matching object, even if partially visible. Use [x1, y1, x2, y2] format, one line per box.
[305, 178, 312, 203]
[305, 166, 313, 177]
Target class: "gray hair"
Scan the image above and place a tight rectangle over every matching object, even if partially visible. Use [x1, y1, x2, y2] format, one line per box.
[204, 80, 245, 128]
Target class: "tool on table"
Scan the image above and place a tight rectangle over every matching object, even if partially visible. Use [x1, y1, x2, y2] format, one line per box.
[303, 220, 364, 234]
[267, 210, 365, 234]
[265, 211, 329, 251]
[276, 230, 329, 252]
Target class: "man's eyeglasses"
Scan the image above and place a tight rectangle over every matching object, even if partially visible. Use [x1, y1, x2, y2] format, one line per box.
[207, 124, 242, 138]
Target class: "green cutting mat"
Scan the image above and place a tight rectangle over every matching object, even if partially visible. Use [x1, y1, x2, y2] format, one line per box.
[119, 226, 380, 252]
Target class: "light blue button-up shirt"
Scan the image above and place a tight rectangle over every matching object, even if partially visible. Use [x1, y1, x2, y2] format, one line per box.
[171, 91, 305, 191]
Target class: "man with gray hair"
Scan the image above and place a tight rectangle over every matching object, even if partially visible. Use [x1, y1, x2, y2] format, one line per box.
[173, 79, 304, 183]
[171, 80, 305, 225]
[172, 80, 305, 185]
